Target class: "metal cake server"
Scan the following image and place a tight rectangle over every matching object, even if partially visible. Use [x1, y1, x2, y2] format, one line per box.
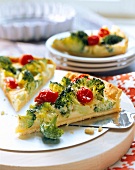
[69, 110, 135, 129]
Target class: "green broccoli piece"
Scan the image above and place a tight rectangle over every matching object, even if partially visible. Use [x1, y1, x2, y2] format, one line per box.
[87, 78, 105, 100]
[71, 31, 88, 45]
[71, 76, 89, 89]
[22, 70, 34, 82]
[18, 110, 36, 129]
[25, 80, 40, 94]
[94, 100, 115, 112]
[0, 56, 16, 74]
[49, 81, 64, 94]
[49, 77, 71, 94]
[18, 70, 43, 93]
[101, 35, 123, 45]
[40, 115, 64, 139]
[60, 76, 71, 87]
[22, 59, 47, 76]
[54, 86, 80, 116]
[0, 56, 12, 65]
[19, 102, 55, 129]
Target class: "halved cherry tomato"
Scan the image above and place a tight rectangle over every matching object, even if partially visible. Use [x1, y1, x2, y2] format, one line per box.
[72, 74, 89, 82]
[98, 28, 110, 37]
[5, 77, 18, 89]
[35, 89, 58, 104]
[19, 54, 34, 65]
[77, 87, 93, 104]
[88, 35, 99, 46]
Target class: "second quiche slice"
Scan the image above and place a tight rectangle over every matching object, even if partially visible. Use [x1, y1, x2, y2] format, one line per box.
[0, 55, 56, 112]
[52, 25, 128, 57]
[16, 71, 122, 138]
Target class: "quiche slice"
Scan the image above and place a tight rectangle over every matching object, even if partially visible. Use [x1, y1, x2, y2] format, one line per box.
[52, 25, 128, 57]
[16, 71, 122, 138]
[0, 55, 56, 112]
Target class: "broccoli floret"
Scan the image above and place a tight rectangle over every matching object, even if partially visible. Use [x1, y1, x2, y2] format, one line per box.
[18, 70, 43, 93]
[22, 70, 34, 82]
[40, 115, 64, 139]
[25, 80, 40, 94]
[49, 77, 71, 94]
[19, 105, 43, 129]
[87, 78, 105, 100]
[22, 59, 47, 76]
[49, 81, 64, 94]
[71, 76, 89, 89]
[0, 56, 16, 74]
[19, 102, 55, 129]
[0, 56, 12, 66]
[18, 69, 36, 93]
[94, 100, 115, 112]
[101, 35, 123, 45]
[60, 76, 71, 87]
[71, 31, 88, 45]
[54, 86, 80, 116]
[18, 111, 36, 129]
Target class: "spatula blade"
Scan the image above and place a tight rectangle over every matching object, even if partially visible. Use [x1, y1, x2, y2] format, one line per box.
[69, 110, 135, 129]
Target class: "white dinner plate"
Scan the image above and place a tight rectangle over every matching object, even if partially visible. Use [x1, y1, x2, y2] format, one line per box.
[54, 58, 135, 72]
[0, 70, 134, 152]
[53, 55, 135, 68]
[55, 61, 132, 73]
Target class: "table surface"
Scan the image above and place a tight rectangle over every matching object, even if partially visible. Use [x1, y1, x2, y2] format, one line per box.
[0, 7, 135, 170]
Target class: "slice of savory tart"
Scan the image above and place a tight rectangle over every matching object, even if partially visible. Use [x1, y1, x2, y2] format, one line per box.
[52, 25, 128, 57]
[0, 55, 56, 111]
[16, 71, 122, 139]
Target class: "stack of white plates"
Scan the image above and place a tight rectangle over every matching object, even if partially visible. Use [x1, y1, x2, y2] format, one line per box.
[46, 31, 135, 73]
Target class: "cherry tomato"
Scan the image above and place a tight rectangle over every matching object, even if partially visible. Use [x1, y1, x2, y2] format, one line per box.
[72, 74, 89, 82]
[19, 54, 34, 65]
[77, 87, 93, 104]
[5, 77, 18, 89]
[88, 35, 99, 46]
[98, 28, 110, 37]
[35, 89, 58, 104]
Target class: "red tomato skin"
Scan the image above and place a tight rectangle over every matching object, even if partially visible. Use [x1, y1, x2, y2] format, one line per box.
[5, 77, 18, 89]
[98, 28, 110, 37]
[35, 89, 58, 104]
[77, 87, 93, 104]
[88, 35, 99, 46]
[19, 54, 34, 65]
[72, 74, 89, 82]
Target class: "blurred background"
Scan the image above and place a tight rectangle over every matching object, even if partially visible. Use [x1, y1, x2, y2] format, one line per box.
[0, 0, 134, 76]
[0, 0, 135, 40]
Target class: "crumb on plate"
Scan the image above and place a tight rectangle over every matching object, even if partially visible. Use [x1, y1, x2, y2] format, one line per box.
[98, 126, 103, 132]
[1, 111, 5, 115]
[85, 127, 95, 135]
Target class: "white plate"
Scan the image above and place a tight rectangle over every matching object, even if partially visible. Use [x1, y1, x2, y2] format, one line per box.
[55, 58, 135, 72]
[0, 70, 134, 152]
[46, 31, 135, 63]
[51, 53, 135, 68]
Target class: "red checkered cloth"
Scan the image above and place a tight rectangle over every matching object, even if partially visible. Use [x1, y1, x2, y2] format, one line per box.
[103, 72, 135, 170]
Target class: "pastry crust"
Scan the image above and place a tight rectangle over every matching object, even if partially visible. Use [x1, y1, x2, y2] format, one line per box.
[52, 25, 128, 57]
[0, 56, 56, 111]
[16, 71, 122, 135]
